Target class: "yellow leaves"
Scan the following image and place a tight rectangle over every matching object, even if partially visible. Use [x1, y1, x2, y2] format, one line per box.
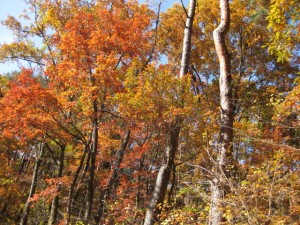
[0, 75, 9, 97]
[266, 0, 300, 62]
[160, 198, 205, 225]
[230, 148, 300, 223]
[236, 118, 260, 133]
[42, 7, 63, 30]
[0, 41, 43, 63]
[273, 83, 300, 121]
[115, 65, 196, 125]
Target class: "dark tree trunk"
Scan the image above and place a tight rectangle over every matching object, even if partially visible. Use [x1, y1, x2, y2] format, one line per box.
[48, 144, 65, 225]
[20, 142, 44, 225]
[84, 110, 98, 222]
[96, 130, 130, 224]
[66, 145, 88, 224]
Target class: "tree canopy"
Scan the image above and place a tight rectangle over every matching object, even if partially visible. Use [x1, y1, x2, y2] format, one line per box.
[0, 0, 299, 224]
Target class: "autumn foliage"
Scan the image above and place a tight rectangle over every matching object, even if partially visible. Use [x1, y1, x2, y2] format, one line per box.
[0, 0, 299, 224]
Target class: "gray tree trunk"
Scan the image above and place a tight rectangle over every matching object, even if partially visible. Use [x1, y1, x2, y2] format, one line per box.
[143, 119, 181, 225]
[180, 0, 197, 78]
[144, 1, 196, 224]
[20, 142, 44, 225]
[210, 0, 233, 224]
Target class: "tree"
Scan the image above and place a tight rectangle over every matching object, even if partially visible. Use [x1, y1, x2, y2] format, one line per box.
[144, 0, 196, 224]
[209, 0, 233, 224]
[0, 0, 299, 224]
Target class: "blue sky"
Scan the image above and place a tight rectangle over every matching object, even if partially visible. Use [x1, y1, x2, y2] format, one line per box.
[0, 0, 28, 73]
[0, 0, 188, 74]
[0, 0, 27, 43]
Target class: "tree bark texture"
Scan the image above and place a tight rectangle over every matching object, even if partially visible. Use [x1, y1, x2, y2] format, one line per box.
[143, 119, 181, 225]
[180, 0, 197, 78]
[210, 0, 233, 224]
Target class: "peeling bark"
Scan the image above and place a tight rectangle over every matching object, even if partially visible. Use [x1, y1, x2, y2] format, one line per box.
[210, 0, 233, 224]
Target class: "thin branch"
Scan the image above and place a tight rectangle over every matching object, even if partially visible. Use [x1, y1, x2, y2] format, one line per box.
[180, 0, 189, 18]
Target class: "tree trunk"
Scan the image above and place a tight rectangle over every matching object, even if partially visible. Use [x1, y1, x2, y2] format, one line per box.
[180, 0, 197, 78]
[48, 144, 65, 225]
[96, 130, 130, 224]
[66, 145, 88, 224]
[84, 109, 98, 222]
[144, 119, 181, 225]
[144, 1, 196, 224]
[20, 142, 44, 225]
[210, 0, 233, 224]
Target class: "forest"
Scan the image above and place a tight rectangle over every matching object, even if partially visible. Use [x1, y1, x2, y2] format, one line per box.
[0, 0, 299, 224]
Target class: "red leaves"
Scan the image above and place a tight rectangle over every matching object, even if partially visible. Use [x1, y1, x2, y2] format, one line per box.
[29, 176, 69, 203]
[0, 69, 59, 141]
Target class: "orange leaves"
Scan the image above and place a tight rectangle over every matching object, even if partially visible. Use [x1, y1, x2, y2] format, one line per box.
[59, 0, 152, 68]
[30, 176, 70, 204]
[44, 0, 154, 128]
[275, 83, 300, 117]
[93, 1, 152, 56]
[0, 69, 59, 141]
[124, 143, 150, 166]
